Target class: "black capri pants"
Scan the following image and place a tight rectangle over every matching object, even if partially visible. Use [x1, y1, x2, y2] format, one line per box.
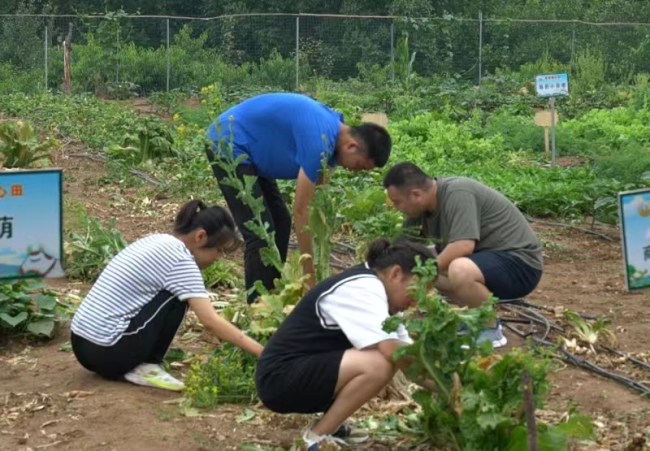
[71, 290, 187, 380]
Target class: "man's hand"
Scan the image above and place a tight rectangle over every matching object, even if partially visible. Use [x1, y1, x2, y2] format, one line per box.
[294, 169, 316, 283]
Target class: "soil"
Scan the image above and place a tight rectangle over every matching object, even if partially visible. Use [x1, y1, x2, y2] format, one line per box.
[1, 142, 650, 451]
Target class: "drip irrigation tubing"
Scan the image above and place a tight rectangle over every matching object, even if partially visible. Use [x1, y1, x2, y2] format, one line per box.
[503, 323, 650, 396]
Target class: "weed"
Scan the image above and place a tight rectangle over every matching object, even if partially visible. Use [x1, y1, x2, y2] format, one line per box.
[383, 258, 594, 450]
[0, 120, 57, 168]
[64, 213, 128, 282]
[0, 279, 72, 338]
[202, 260, 242, 289]
[184, 342, 258, 407]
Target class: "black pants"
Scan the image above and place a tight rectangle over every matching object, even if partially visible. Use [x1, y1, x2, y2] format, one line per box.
[71, 290, 187, 380]
[206, 147, 291, 304]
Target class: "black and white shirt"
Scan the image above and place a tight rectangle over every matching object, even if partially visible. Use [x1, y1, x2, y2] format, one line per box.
[258, 263, 411, 374]
[71, 234, 209, 346]
[316, 267, 411, 349]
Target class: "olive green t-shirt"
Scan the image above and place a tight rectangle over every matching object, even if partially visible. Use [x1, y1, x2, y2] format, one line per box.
[404, 177, 543, 270]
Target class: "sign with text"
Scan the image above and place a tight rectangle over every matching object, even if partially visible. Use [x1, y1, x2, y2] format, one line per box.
[535, 73, 569, 98]
[619, 187, 650, 292]
[0, 169, 64, 280]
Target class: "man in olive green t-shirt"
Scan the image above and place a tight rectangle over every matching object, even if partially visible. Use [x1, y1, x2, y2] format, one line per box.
[383, 162, 543, 348]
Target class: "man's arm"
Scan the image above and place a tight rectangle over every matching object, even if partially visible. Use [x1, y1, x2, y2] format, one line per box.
[436, 240, 476, 274]
[436, 191, 480, 273]
[294, 169, 316, 287]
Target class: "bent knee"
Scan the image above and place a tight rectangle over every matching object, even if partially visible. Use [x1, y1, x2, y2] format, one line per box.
[340, 349, 394, 381]
[448, 257, 484, 285]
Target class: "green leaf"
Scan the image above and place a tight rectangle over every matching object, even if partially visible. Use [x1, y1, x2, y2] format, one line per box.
[34, 294, 57, 311]
[476, 412, 510, 430]
[25, 280, 46, 291]
[59, 341, 72, 352]
[505, 425, 571, 451]
[27, 319, 55, 337]
[555, 414, 594, 439]
[0, 311, 28, 327]
[235, 408, 256, 424]
[537, 427, 569, 451]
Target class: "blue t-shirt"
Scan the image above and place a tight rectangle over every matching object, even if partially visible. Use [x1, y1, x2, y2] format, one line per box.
[206, 93, 343, 183]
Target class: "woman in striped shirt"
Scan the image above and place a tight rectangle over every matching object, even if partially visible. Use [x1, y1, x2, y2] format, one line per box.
[71, 200, 263, 391]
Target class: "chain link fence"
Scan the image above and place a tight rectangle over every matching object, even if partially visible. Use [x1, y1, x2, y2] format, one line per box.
[1, 13, 650, 96]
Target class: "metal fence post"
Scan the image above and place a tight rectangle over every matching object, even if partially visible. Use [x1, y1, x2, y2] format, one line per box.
[295, 16, 300, 91]
[478, 11, 483, 86]
[44, 25, 48, 91]
[116, 27, 120, 83]
[570, 28, 576, 68]
[390, 22, 395, 83]
[166, 18, 170, 92]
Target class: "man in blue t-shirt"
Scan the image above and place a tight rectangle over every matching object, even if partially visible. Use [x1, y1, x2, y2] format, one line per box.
[205, 92, 391, 303]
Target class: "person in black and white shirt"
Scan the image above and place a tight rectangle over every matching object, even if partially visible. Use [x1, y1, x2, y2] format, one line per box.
[71, 200, 263, 391]
[255, 237, 436, 450]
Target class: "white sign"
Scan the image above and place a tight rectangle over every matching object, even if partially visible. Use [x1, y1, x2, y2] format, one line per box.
[535, 73, 569, 98]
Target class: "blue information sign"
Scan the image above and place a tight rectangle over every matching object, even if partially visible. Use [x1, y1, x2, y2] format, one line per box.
[535, 73, 569, 98]
[0, 169, 64, 279]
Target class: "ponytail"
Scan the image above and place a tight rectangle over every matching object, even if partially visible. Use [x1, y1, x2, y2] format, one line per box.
[174, 200, 208, 232]
[173, 199, 241, 252]
[366, 236, 434, 274]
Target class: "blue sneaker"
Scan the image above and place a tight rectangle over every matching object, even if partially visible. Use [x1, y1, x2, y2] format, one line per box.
[310, 419, 369, 444]
[476, 321, 508, 349]
[460, 321, 508, 350]
[332, 421, 369, 443]
[301, 430, 346, 450]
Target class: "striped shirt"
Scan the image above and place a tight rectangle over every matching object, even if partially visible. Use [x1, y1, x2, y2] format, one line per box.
[71, 234, 209, 346]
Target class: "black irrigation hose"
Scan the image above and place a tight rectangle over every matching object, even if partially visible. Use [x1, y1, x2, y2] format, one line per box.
[504, 324, 650, 396]
[498, 298, 598, 321]
[500, 305, 556, 340]
[601, 346, 650, 372]
[501, 318, 536, 339]
[558, 347, 650, 396]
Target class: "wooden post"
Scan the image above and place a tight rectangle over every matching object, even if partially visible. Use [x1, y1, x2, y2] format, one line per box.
[361, 112, 388, 128]
[535, 110, 559, 160]
[62, 23, 74, 95]
[522, 371, 538, 451]
[544, 127, 550, 157]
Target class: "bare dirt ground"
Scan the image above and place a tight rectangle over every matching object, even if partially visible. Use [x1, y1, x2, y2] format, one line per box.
[1, 147, 650, 451]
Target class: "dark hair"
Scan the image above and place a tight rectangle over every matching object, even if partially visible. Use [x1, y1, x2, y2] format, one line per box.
[383, 162, 432, 190]
[366, 237, 434, 274]
[174, 200, 241, 252]
[351, 123, 392, 168]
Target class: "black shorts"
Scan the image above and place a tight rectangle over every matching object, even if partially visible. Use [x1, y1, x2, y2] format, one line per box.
[255, 350, 345, 414]
[466, 251, 542, 300]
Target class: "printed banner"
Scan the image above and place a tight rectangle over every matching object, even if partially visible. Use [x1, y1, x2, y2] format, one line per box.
[0, 169, 64, 280]
[619, 188, 650, 291]
[535, 72, 569, 97]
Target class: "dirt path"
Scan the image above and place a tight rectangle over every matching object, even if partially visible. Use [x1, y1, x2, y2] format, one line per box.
[1, 147, 650, 450]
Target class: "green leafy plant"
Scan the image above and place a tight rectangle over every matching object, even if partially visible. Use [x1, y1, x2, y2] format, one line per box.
[308, 155, 339, 282]
[107, 116, 178, 163]
[0, 279, 72, 338]
[202, 260, 242, 289]
[563, 310, 616, 353]
[183, 342, 258, 407]
[248, 250, 310, 338]
[384, 258, 594, 450]
[64, 214, 129, 282]
[0, 120, 57, 168]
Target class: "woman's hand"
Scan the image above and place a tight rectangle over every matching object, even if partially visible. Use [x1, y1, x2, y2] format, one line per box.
[188, 297, 264, 357]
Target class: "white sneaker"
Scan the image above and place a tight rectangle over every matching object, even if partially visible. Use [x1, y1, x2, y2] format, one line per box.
[124, 363, 185, 391]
